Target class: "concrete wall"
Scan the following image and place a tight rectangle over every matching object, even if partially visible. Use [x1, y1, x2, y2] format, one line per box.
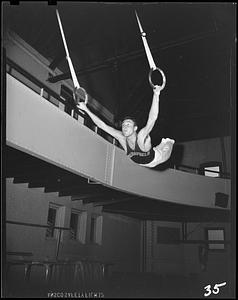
[6, 178, 141, 273]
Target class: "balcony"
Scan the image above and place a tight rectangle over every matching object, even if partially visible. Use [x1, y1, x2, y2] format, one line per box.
[5, 71, 231, 213]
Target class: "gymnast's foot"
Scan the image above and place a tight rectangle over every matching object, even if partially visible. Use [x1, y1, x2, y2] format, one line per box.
[161, 138, 175, 144]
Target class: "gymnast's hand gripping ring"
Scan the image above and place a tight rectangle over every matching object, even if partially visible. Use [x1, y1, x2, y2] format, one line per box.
[73, 87, 88, 105]
[149, 67, 166, 91]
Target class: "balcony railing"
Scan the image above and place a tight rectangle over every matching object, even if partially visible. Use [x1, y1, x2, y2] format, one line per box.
[6, 56, 120, 146]
[174, 164, 230, 179]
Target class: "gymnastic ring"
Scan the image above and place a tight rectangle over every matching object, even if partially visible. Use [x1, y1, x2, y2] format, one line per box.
[148, 67, 166, 91]
[73, 87, 88, 105]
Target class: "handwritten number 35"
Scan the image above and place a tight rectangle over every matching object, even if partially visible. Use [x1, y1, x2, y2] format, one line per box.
[204, 282, 226, 297]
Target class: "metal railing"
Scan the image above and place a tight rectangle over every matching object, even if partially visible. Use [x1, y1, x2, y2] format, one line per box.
[6, 57, 117, 144]
[174, 164, 231, 179]
[6, 57, 84, 118]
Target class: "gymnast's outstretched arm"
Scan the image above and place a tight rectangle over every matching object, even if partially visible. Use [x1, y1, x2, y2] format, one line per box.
[138, 85, 162, 139]
[77, 102, 124, 143]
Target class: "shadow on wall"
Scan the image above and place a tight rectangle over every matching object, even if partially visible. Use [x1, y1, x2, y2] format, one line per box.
[154, 144, 184, 171]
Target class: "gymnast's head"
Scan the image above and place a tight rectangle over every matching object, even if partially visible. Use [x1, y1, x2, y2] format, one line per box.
[121, 116, 138, 137]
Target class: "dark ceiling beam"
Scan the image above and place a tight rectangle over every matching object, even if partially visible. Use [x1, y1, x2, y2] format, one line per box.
[6, 161, 49, 170]
[93, 197, 139, 206]
[6, 148, 79, 179]
[6, 170, 27, 179]
[103, 208, 230, 222]
[28, 180, 49, 188]
[44, 177, 91, 193]
[6, 167, 70, 185]
[50, 175, 88, 186]
[44, 182, 62, 193]
[13, 177, 30, 184]
[102, 197, 231, 220]
[102, 208, 188, 221]
[5, 146, 32, 160]
[6, 157, 67, 178]
[48, 29, 220, 83]
[70, 192, 111, 201]
[13, 177, 57, 187]
[58, 186, 112, 197]
[58, 185, 107, 197]
[5, 149, 48, 165]
[6, 168, 62, 180]
[71, 189, 127, 201]
[60, 172, 89, 181]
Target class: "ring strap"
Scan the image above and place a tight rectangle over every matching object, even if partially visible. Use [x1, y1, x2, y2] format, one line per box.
[56, 10, 87, 97]
[135, 11, 166, 90]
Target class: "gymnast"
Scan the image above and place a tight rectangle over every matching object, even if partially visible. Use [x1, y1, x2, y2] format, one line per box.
[56, 8, 174, 167]
[77, 85, 175, 168]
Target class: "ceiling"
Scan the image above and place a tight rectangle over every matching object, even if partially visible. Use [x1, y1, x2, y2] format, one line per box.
[3, 2, 236, 144]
